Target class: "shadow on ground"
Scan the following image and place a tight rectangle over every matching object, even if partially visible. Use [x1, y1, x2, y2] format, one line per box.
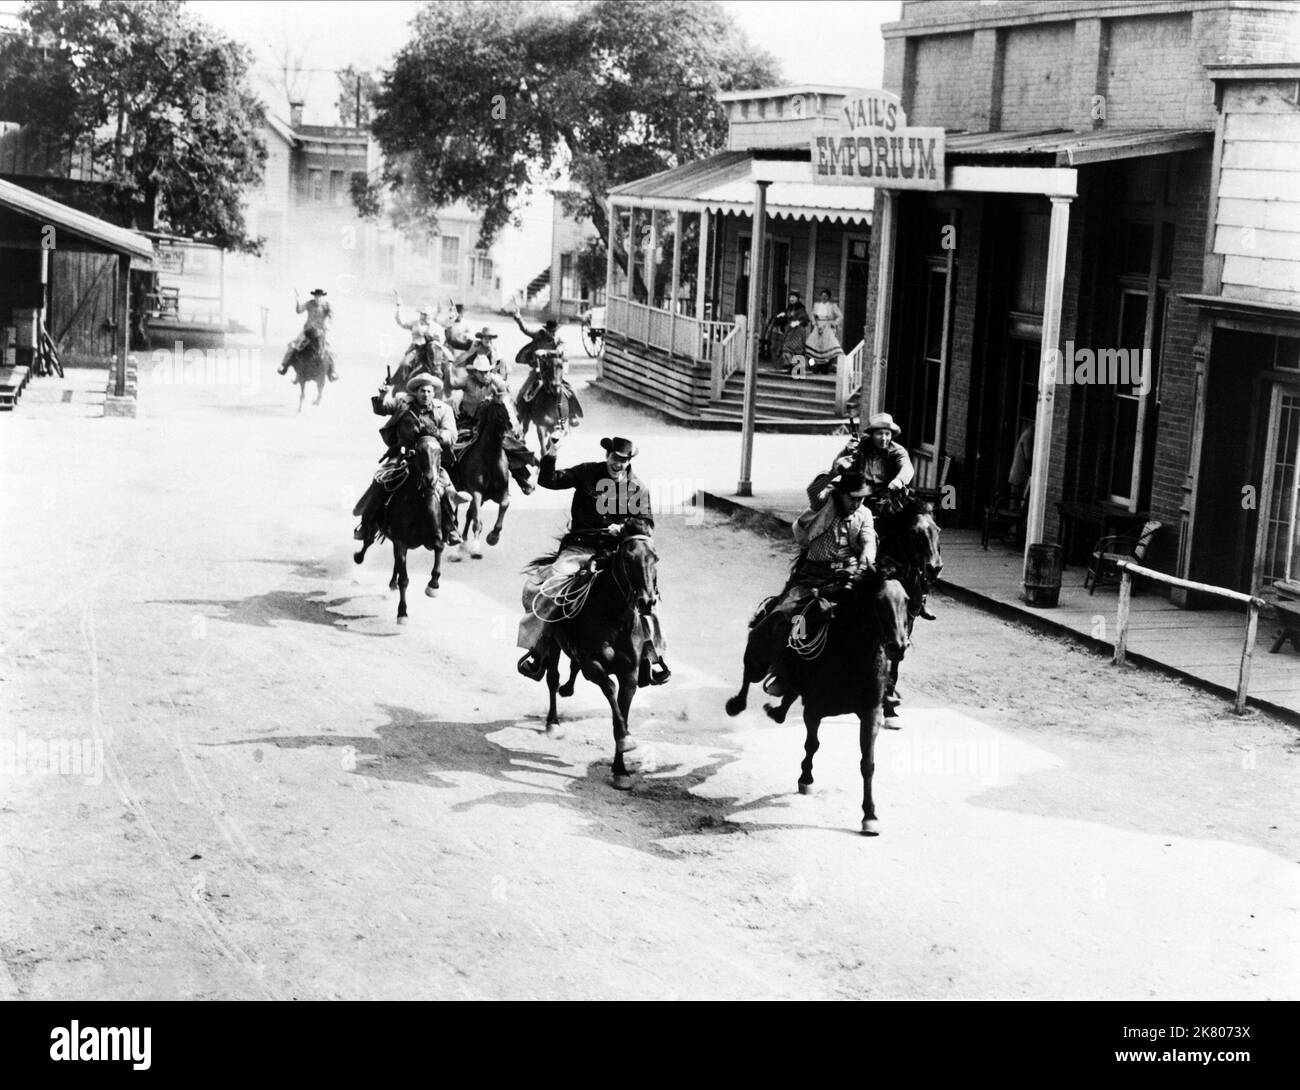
[152, 589, 394, 636]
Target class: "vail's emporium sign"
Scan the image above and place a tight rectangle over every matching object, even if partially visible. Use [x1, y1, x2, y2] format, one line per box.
[811, 90, 945, 190]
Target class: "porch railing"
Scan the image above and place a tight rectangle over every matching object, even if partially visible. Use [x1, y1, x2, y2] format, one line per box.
[708, 316, 746, 400]
[835, 341, 864, 416]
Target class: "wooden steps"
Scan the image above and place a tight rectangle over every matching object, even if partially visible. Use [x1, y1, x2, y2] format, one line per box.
[0, 365, 31, 411]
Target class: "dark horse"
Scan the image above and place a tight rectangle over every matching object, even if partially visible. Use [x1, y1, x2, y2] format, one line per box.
[536, 530, 659, 790]
[449, 393, 524, 559]
[516, 352, 581, 454]
[352, 435, 445, 624]
[284, 327, 334, 412]
[725, 571, 910, 835]
[872, 493, 943, 716]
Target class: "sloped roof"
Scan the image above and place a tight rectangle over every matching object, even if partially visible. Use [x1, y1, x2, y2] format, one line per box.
[608, 151, 873, 225]
[946, 127, 1211, 165]
[0, 177, 152, 259]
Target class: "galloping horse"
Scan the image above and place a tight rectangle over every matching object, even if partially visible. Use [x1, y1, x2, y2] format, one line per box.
[725, 571, 909, 835]
[516, 352, 580, 454]
[535, 530, 659, 790]
[352, 435, 445, 623]
[449, 393, 523, 559]
[872, 493, 943, 716]
[285, 326, 332, 412]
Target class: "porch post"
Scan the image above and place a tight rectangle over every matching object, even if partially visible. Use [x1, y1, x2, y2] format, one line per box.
[646, 210, 657, 310]
[1022, 195, 1073, 576]
[695, 210, 709, 323]
[114, 253, 130, 397]
[806, 218, 818, 299]
[864, 189, 897, 419]
[738, 180, 770, 497]
[604, 200, 618, 303]
[669, 209, 682, 355]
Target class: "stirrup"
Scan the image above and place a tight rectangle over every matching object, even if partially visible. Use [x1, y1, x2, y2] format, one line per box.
[516, 652, 546, 681]
[761, 674, 785, 697]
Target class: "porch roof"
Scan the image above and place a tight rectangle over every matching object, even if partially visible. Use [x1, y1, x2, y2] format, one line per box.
[946, 127, 1212, 166]
[608, 150, 873, 225]
[0, 177, 153, 259]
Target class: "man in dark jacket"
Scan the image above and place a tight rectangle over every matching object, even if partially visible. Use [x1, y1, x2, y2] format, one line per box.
[516, 435, 669, 684]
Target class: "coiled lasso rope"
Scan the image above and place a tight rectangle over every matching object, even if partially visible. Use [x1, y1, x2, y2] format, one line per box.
[530, 569, 598, 623]
[787, 600, 831, 660]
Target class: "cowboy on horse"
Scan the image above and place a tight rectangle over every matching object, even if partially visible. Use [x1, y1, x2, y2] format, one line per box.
[516, 434, 670, 687]
[511, 307, 582, 428]
[353, 373, 464, 549]
[392, 293, 449, 394]
[279, 288, 338, 381]
[824, 411, 936, 621]
[449, 353, 536, 494]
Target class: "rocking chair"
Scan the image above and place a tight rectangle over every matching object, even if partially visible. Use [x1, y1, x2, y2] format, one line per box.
[1084, 519, 1162, 594]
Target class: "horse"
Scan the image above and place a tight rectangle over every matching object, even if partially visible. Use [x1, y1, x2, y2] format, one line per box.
[516, 352, 581, 454]
[725, 570, 909, 835]
[352, 435, 445, 624]
[872, 493, 943, 716]
[284, 326, 333, 412]
[534, 530, 659, 790]
[448, 393, 518, 559]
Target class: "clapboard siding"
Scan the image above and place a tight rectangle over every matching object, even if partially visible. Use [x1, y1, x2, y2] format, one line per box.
[599, 335, 711, 415]
[1215, 81, 1300, 309]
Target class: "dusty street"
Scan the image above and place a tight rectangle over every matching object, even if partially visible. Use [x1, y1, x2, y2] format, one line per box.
[1, 304, 1297, 1000]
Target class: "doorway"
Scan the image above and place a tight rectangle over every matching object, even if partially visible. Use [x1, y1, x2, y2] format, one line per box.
[842, 236, 870, 353]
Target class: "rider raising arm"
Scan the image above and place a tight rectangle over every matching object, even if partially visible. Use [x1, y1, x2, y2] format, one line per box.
[539, 435, 654, 537]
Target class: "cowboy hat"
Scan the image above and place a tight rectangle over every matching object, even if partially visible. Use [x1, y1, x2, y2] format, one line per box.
[406, 373, 439, 394]
[832, 471, 871, 497]
[600, 436, 638, 459]
[864, 412, 901, 437]
[543, 318, 559, 331]
[474, 327, 498, 340]
[310, 288, 328, 296]
[418, 302, 435, 315]
[469, 357, 492, 373]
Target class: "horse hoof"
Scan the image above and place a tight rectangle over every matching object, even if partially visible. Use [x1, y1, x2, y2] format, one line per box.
[557, 683, 575, 698]
[424, 584, 438, 598]
[469, 547, 483, 559]
[545, 722, 564, 740]
[861, 819, 880, 837]
[763, 703, 788, 724]
[353, 550, 365, 565]
[449, 550, 463, 562]
[486, 529, 501, 546]
[388, 578, 399, 590]
[798, 781, 814, 795]
[615, 735, 637, 754]
[396, 615, 408, 626]
[611, 774, 634, 791]
[724, 695, 746, 717]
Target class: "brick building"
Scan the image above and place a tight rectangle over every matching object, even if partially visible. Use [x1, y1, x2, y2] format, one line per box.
[861, 0, 1300, 596]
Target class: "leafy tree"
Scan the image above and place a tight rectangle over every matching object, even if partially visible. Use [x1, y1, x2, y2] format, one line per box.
[363, 0, 779, 256]
[0, 0, 268, 252]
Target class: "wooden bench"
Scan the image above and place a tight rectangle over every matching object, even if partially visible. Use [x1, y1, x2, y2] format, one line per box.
[1269, 579, 1300, 654]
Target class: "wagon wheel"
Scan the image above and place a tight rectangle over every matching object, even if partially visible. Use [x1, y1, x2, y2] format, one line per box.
[581, 322, 603, 359]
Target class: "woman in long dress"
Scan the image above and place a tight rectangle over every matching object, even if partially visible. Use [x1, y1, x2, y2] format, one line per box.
[805, 289, 844, 372]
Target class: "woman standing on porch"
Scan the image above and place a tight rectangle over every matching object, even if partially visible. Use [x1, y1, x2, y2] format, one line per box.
[805, 289, 843, 372]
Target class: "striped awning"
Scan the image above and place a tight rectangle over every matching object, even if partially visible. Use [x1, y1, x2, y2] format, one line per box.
[608, 151, 873, 225]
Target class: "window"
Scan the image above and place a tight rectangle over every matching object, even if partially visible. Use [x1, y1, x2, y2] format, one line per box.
[440, 235, 460, 285]
[469, 250, 492, 289]
[561, 252, 576, 300]
[308, 169, 324, 202]
[329, 170, 345, 205]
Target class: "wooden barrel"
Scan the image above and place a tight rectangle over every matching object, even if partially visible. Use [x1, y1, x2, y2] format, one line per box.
[1024, 543, 1063, 607]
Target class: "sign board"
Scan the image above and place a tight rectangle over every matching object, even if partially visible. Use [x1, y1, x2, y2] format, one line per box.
[811, 89, 945, 190]
[153, 246, 185, 275]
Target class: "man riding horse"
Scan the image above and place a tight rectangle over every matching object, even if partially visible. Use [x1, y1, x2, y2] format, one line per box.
[824, 412, 936, 621]
[393, 294, 448, 395]
[353, 373, 463, 548]
[511, 307, 582, 428]
[516, 435, 670, 687]
[279, 288, 338, 381]
[449, 356, 536, 494]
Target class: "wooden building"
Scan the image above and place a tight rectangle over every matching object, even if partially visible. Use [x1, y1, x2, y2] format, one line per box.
[598, 88, 874, 429]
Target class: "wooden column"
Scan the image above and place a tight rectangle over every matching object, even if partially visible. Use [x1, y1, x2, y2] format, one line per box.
[805, 218, 818, 299]
[864, 190, 897, 419]
[645, 210, 657, 312]
[669, 209, 682, 355]
[114, 253, 130, 397]
[738, 181, 770, 497]
[695, 210, 709, 322]
[605, 200, 618, 301]
[1022, 195, 1072, 578]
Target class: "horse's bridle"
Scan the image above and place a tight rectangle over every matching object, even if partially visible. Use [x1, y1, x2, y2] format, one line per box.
[610, 533, 658, 608]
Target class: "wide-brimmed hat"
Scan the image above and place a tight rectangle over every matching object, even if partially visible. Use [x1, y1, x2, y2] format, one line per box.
[543, 318, 558, 331]
[474, 327, 498, 341]
[600, 436, 638, 459]
[833, 471, 871, 497]
[418, 302, 434, 315]
[864, 412, 901, 437]
[469, 357, 492, 373]
[310, 288, 327, 297]
[406, 374, 439, 394]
